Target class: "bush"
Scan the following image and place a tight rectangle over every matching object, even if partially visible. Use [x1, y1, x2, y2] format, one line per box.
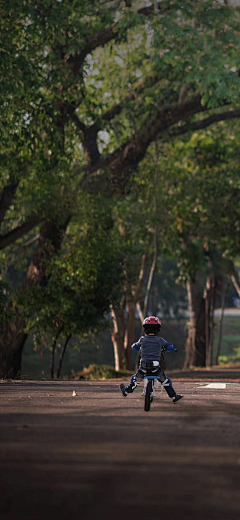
[75, 364, 132, 380]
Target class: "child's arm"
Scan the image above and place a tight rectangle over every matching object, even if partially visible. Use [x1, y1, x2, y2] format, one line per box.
[160, 338, 174, 352]
[132, 344, 140, 352]
[165, 342, 174, 352]
[131, 337, 142, 352]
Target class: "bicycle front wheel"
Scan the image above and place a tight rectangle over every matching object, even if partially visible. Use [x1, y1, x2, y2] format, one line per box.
[144, 380, 152, 412]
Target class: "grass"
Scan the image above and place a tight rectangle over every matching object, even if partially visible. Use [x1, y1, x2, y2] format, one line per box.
[213, 317, 240, 365]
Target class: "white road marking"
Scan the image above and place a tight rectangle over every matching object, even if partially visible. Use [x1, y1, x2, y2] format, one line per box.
[197, 383, 227, 389]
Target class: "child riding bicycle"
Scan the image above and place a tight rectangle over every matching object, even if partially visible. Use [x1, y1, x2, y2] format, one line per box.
[120, 316, 183, 404]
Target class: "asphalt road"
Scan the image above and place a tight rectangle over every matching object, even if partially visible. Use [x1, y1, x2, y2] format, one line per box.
[1, 378, 240, 520]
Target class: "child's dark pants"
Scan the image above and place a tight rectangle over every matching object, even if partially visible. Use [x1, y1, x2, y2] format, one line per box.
[125, 360, 176, 399]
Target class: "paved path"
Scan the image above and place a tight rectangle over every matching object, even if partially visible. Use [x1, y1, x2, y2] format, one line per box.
[1, 378, 240, 520]
[168, 366, 240, 382]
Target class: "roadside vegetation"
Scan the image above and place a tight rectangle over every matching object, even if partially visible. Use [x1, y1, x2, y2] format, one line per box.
[20, 315, 240, 380]
[1, 1, 240, 379]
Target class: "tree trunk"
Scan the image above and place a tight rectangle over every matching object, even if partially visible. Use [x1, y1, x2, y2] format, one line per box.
[231, 273, 240, 297]
[0, 315, 27, 379]
[0, 220, 68, 379]
[124, 301, 136, 371]
[215, 281, 229, 366]
[205, 275, 216, 368]
[57, 334, 71, 379]
[111, 251, 151, 371]
[142, 228, 158, 318]
[135, 230, 158, 370]
[50, 326, 64, 379]
[110, 306, 126, 370]
[184, 278, 206, 368]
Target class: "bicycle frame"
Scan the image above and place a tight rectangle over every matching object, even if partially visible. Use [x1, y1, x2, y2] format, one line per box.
[143, 375, 161, 412]
[141, 347, 177, 411]
[143, 375, 159, 396]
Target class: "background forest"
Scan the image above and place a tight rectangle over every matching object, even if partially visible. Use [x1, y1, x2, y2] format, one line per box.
[1, 0, 240, 380]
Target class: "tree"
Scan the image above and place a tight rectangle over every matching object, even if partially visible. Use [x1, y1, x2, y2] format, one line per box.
[4, 195, 122, 379]
[1, 0, 240, 377]
[2, 0, 240, 241]
[144, 125, 240, 367]
[109, 194, 155, 370]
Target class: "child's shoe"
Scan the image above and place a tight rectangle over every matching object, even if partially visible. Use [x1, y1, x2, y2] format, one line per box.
[173, 394, 183, 404]
[120, 383, 128, 397]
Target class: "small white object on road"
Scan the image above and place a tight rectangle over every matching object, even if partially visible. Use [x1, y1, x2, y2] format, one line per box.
[72, 390, 77, 396]
[201, 383, 227, 389]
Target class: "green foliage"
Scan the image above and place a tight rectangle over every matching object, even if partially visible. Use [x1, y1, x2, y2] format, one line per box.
[2, 0, 240, 175]
[0, 280, 14, 333]
[151, 1, 240, 105]
[136, 120, 240, 282]
[218, 353, 240, 365]
[213, 315, 240, 365]
[150, 258, 188, 319]
[15, 194, 124, 344]
[2, 0, 240, 375]
[76, 363, 132, 380]
[2, 0, 240, 242]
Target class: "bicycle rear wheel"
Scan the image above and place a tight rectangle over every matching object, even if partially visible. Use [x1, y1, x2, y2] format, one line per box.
[144, 380, 152, 412]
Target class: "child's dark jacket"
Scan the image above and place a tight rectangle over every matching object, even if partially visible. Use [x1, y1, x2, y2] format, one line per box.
[132, 336, 174, 362]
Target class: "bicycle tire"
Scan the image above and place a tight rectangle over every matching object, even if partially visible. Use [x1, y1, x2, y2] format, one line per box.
[144, 380, 152, 412]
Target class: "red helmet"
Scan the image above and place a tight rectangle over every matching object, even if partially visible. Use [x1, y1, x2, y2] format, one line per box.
[143, 316, 162, 326]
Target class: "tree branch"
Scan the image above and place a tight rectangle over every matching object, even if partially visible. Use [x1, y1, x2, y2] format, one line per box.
[55, 5, 168, 137]
[68, 3, 165, 74]
[178, 83, 191, 105]
[71, 75, 161, 166]
[107, 0, 121, 11]
[70, 113, 100, 165]
[79, 92, 206, 191]
[169, 107, 240, 137]
[70, 112, 86, 133]
[101, 74, 160, 123]
[23, 234, 40, 247]
[0, 217, 41, 251]
[138, 2, 169, 15]
[77, 96, 240, 197]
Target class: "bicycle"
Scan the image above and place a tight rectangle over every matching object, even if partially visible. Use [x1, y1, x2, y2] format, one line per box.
[144, 375, 160, 411]
[143, 347, 178, 412]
